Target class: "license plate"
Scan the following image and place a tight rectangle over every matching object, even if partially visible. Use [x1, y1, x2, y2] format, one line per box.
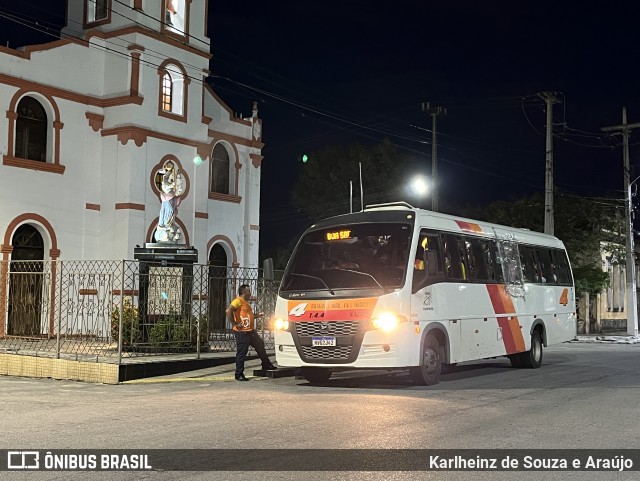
[312, 337, 336, 347]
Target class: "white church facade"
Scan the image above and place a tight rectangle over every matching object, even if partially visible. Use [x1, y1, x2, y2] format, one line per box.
[0, 1, 265, 338]
[0, 0, 263, 267]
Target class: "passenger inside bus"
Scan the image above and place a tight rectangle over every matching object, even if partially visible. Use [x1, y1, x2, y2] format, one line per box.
[336, 251, 359, 269]
[414, 237, 428, 270]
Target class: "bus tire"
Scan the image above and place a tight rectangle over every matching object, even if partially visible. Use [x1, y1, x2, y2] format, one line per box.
[520, 330, 543, 369]
[409, 333, 442, 385]
[301, 367, 332, 384]
[509, 354, 523, 368]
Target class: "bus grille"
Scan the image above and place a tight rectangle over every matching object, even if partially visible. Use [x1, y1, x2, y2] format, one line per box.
[295, 321, 359, 337]
[301, 346, 353, 361]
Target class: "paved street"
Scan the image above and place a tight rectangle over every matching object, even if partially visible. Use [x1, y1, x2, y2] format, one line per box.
[1, 341, 639, 480]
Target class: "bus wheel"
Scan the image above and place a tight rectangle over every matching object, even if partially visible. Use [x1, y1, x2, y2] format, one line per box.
[409, 334, 442, 385]
[520, 330, 543, 369]
[509, 354, 523, 368]
[301, 367, 332, 384]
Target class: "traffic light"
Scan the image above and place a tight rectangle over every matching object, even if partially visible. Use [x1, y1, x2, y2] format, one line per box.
[301, 154, 309, 163]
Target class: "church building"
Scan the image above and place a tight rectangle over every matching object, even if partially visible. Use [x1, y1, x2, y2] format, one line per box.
[0, 0, 264, 270]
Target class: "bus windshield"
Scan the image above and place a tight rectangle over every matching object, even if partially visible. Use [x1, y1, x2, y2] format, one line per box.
[281, 223, 413, 293]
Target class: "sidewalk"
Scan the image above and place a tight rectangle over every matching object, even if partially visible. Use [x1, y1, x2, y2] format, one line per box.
[122, 355, 296, 384]
[570, 333, 640, 344]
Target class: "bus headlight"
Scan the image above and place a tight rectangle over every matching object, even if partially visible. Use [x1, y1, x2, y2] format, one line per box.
[274, 318, 289, 330]
[371, 312, 400, 332]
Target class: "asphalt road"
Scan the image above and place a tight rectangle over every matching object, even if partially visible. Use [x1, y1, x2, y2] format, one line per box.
[1, 341, 639, 481]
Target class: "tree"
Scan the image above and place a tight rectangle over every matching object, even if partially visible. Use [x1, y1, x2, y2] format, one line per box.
[460, 192, 625, 294]
[292, 139, 410, 222]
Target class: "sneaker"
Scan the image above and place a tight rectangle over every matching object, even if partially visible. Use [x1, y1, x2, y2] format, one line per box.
[235, 374, 249, 381]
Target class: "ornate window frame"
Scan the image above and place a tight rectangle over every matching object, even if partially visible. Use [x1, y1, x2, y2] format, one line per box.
[157, 60, 189, 122]
[208, 141, 241, 203]
[84, 0, 112, 28]
[4, 91, 65, 174]
[161, 0, 191, 39]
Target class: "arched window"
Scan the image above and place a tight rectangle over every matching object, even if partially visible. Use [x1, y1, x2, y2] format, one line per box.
[158, 63, 185, 118]
[15, 97, 47, 162]
[211, 144, 230, 194]
[162, 73, 173, 112]
[85, 0, 111, 25]
[163, 0, 187, 36]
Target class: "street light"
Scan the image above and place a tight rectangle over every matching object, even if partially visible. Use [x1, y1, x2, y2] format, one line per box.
[408, 175, 429, 197]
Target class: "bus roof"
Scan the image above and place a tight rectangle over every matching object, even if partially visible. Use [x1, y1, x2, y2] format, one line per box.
[308, 202, 566, 250]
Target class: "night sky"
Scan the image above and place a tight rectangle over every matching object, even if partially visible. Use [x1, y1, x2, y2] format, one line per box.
[3, 1, 640, 251]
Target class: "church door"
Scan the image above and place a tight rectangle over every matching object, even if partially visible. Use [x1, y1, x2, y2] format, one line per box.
[8, 225, 44, 336]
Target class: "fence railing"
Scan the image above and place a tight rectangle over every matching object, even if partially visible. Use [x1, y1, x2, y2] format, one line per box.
[0, 260, 282, 363]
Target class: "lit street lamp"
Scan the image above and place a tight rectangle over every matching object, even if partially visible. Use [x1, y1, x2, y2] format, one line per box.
[408, 175, 430, 205]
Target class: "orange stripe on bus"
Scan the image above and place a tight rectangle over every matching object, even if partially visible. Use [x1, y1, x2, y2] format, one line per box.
[486, 284, 526, 354]
[454, 220, 483, 233]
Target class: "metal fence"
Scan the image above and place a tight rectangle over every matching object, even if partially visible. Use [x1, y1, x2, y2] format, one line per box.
[0, 260, 282, 363]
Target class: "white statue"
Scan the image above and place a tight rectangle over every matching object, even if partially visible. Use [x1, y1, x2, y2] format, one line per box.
[155, 160, 185, 243]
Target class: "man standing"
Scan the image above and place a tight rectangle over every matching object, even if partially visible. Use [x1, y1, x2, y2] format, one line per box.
[226, 284, 277, 381]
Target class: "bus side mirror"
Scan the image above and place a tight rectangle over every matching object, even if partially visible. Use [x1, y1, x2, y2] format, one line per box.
[263, 258, 274, 281]
[426, 250, 437, 276]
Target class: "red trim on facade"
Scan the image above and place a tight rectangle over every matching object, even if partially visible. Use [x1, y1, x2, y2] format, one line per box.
[250, 153, 264, 168]
[0, 73, 143, 108]
[115, 203, 146, 211]
[1, 214, 59, 337]
[249, 224, 260, 231]
[85, 112, 105, 132]
[207, 235, 238, 265]
[86, 25, 210, 59]
[130, 52, 142, 97]
[0, 39, 82, 60]
[103, 127, 149, 146]
[208, 128, 264, 149]
[2, 156, 65, 174]
[150, 156, 191, 201]
[85, 203, 101, 211]
[204, 84, 251, 126]
[195, 212, 209, 219]
[79, 289, 99, 296]
[101, 125, 208, 150]
[83, 0, 112, 29]
[157, 58, 190, 123]
[6, 89, 65, 171]
[208, 193, 242, 203]
[112, 289, 140, 296]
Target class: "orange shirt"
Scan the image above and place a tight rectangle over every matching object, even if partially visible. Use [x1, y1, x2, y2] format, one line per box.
[230, 296, 255, 332]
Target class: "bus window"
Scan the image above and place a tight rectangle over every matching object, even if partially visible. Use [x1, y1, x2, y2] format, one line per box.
[467, 238, 491, 281]
[458, 239, 469, 280]
[281, 222, 413, 293]
[412, 232, 443, 293]
[486, 241, 502, 282]
[443, 234, 466, 280]
[538, 249, 556, 284]
[519, 246, 539, 283]
[497, 239, 524, 296]
[554, 249, 572, 285]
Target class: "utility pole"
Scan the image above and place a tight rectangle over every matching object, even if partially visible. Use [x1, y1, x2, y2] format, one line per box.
[537, 92, 561, 236]
[602, 107, 640, 336]
[422, 102, 446, 212]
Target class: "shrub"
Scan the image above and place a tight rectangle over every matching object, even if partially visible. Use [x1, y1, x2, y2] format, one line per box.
[111, 298, 140, 346]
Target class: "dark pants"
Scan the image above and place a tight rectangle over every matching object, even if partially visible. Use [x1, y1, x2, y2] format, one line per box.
[235, 330, 272, 377]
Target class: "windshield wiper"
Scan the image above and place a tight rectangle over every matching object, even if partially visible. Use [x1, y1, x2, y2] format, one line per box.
[287, 272, 335, 295]
[331, 268, 385, 291]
